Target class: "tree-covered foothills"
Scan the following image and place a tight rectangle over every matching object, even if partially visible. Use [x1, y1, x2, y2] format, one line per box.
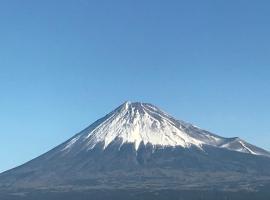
[1, 187, 270, 200]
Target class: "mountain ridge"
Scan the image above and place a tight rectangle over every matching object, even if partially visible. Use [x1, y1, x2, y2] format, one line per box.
[1, 101, 270, 199]
[59, 101, 270, 157]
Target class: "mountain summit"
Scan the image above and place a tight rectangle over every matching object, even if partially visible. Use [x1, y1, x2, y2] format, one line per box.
[62, 101, 269, 156]
[1, 102, 270, 199]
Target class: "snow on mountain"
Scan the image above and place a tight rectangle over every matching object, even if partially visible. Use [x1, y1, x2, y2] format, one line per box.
[1, 101, 270, 194]
[61, 101, 270, 157]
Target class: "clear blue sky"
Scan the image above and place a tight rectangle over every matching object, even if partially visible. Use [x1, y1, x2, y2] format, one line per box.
[0, 0, 270, 172]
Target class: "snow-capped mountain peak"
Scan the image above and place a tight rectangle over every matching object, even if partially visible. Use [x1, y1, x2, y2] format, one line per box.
[63, 102, 203, 151]
[62, 102, 270, 157]
[1, 101, 270, 195]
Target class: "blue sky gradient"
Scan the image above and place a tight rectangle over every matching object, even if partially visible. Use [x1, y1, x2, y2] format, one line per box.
[0, 0, 270, 172]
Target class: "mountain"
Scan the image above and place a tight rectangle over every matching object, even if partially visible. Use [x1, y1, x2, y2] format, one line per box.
[61, 102, 269, 156]
[1, 102, 270, 200]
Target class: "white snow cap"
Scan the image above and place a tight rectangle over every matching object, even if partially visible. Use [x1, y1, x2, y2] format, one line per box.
[62, 101, 270, 157]
[85, 101, 204, 150]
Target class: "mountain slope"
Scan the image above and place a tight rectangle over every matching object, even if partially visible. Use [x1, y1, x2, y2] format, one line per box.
[0, 102, 270, 199]
[61, 101, 269, 156]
